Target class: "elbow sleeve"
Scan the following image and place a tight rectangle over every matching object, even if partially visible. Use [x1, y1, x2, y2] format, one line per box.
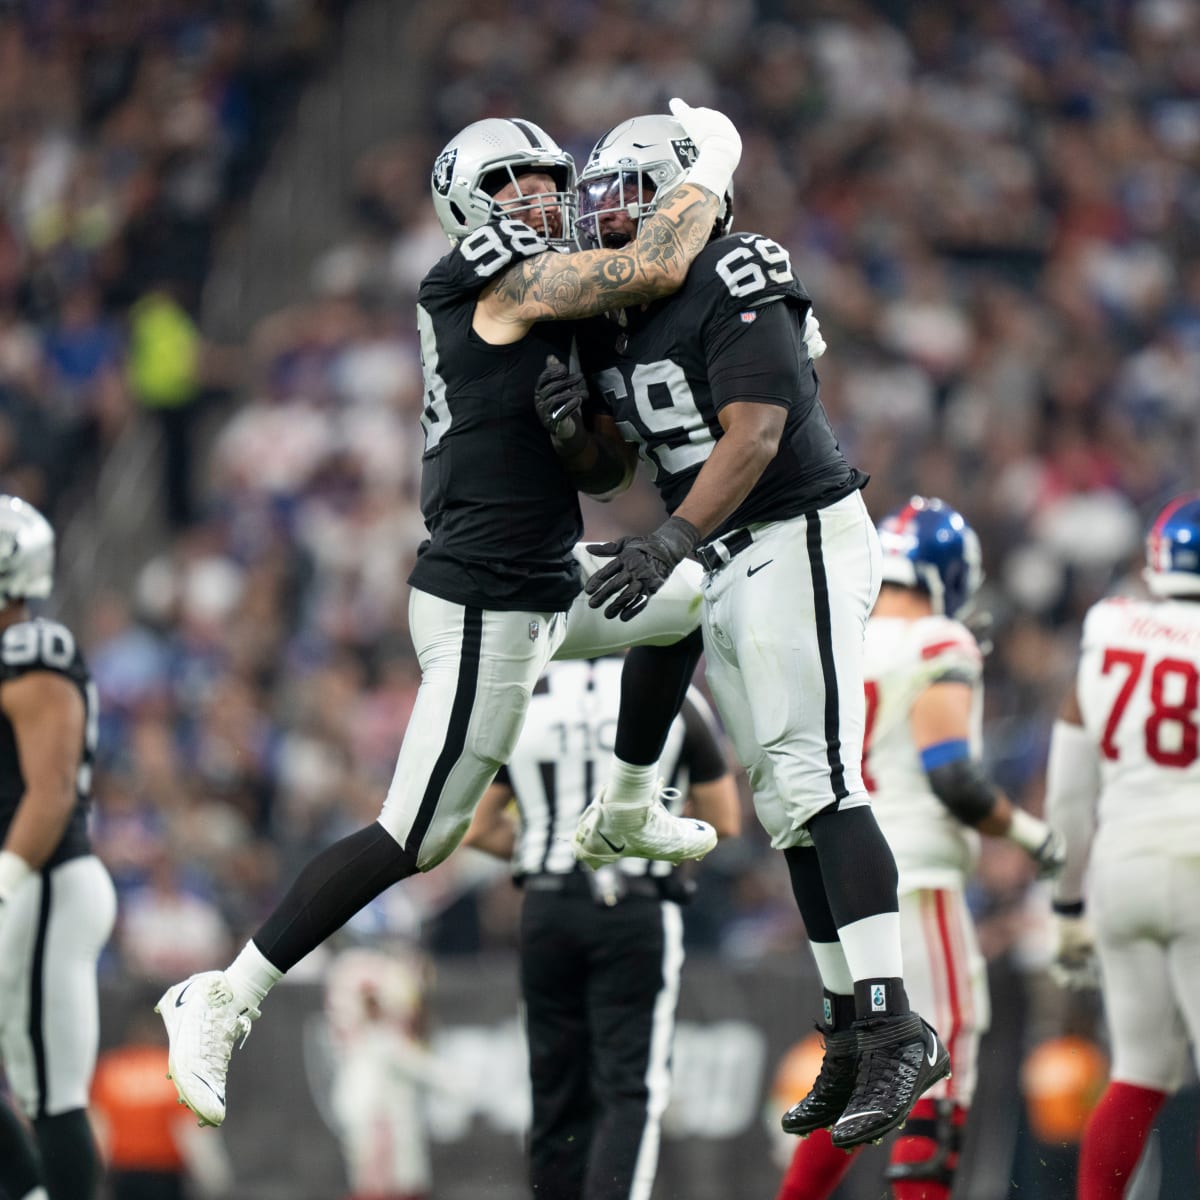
[926, 758, 999, 827]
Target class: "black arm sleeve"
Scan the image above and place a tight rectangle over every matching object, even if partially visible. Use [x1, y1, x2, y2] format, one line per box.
[706, 298, 808, 413]
[925, 758, 1000, 827]
[680, 697, 728, 785]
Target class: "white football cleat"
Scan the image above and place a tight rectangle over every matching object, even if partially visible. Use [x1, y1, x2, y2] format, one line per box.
[156, 971, 259, 1127]
[574, 786, 717, 868]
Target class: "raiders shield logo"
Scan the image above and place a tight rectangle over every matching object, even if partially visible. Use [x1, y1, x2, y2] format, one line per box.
[529, 621, 540, 642]
[432, 148, 457, 197]
[671, 137, 699, 168]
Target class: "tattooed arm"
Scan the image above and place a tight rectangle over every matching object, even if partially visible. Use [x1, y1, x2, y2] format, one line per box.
[473, 183, 720, 344]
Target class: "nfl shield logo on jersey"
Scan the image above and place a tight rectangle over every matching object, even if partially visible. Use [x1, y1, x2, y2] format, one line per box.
[529, 621, 540, 642]
[739, 311, 757, 324]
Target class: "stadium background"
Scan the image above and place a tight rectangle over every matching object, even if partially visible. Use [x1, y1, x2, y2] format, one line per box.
[2, 0, 1199, 1195]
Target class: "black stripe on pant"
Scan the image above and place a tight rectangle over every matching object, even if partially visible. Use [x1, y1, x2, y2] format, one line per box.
[30, 871, 52, 1118]
[521, 887, 671, 1200]
[405, 606, 484, 858]
[805, 509, 849, 804]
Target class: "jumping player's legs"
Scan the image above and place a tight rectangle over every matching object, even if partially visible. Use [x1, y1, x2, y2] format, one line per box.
[705, 494, 948, 1147]
[562, 549, 714, 866]
[158, 588, 561, 1128]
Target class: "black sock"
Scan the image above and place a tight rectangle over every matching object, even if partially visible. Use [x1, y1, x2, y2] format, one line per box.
[805, 805, 899, 929]
[0, 1100, 42, 1200]
[783, 844, 839, 941]
[254, 823, 418, 971]
[823, 988, 857, 1032]
[853, 977, 910, 1020]
[613, 629, 703, 765]
[33, 1109, 95, 1200]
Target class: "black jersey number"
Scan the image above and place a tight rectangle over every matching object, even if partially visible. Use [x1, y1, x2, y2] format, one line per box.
[597, 361, 713, 482]
[460, 219, 549, 279]
[715, 235, 793, 298]
[417, 303, 451, 453]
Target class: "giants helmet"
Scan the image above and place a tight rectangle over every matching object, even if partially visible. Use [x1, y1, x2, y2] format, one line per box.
[430, 118, 576, 248]
[1144, 491, 1200, 597]
[0, 495, 54, 605]
[576, 113, 734, 251]
[878, 496, 982, 619]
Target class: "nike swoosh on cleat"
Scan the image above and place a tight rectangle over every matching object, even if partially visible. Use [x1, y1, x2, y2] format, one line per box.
[746, 560, 773, 577]
[191, 1072, 225, 1107]
[926, 1039, 940, 1067]
[174, 981, 194, 1008]
[835, 1109, 885, 1126]
[598, 831, 626, 853]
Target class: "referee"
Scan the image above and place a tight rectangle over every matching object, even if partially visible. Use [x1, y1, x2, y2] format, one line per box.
[463, 654, 739, 1200]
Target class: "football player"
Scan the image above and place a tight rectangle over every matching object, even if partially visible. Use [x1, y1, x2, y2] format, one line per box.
[777, 497, 1064, 1200]
[461, 655, 738, 1200]
[1046, 490, 1200, 1200]
[534, 112, 952, 1150]
[156, 100, 744, 1130]
[0, 496, 115, 1200]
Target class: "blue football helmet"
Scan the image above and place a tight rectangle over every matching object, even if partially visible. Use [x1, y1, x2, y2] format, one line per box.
[1144, 491, 1200, 597]
[878, 497, 983, 619]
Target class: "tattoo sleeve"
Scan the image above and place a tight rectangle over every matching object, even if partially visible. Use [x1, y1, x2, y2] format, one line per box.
[489, 183, 720, 321]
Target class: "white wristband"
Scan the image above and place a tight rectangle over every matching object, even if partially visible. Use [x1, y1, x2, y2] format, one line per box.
[684, 157, 735, 201]
[0, 849, 32, 902]
[1006, 808, 1050, 855]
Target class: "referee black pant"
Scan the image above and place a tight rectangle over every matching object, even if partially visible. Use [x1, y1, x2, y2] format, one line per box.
[520, 875, 684, 1200]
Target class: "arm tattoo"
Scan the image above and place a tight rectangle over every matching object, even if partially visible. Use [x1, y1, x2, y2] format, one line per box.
[490, 183, 719, 322]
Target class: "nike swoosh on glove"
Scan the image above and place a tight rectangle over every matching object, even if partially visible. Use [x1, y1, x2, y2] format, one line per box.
[585, 516, 699, 621]
[534, 355, 590, 456]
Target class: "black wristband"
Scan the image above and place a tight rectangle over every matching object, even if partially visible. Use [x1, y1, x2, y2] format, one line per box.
[1052, 899, 1085, 917]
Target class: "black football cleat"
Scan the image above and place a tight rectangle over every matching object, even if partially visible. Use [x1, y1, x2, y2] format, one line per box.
[781, 1026, 858, 1137]
[830, 1014, 951, 1150]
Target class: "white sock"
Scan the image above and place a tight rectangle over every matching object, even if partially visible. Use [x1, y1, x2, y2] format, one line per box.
[225, 940, 283, 1011]
[809, 939, 855, 995]
[603, 759, 657, 810]
[836, 912, 904, 981]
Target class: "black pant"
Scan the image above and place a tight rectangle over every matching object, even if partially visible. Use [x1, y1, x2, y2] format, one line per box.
[109, 1170, 186, 1200]
[520, 875, 682, 1200]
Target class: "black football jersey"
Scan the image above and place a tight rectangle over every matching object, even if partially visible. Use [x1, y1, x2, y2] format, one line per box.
[410, 218, 584, 612]
[0, 618, 97, 866]
[577, 232, 865, 533]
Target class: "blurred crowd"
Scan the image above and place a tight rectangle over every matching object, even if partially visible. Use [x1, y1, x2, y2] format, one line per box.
[5, 0, 1198, 987]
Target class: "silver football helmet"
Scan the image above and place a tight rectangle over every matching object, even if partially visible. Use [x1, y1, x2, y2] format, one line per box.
[0, 495, 53, 604]
[430, 118, 576, 248]
[576, 114, 734, 251]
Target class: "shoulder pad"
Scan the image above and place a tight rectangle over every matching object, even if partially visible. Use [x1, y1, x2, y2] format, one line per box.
[1081, 597, 1129, 648]
[913, 616, 982, 682]
[691, 232, 811, 313]
[420, 219, 553, 302]
[0, 619, 78, 677]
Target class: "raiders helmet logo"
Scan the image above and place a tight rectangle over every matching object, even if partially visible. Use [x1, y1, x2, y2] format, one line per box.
[432, 148, 457, 196]
[670, 137, 699, 168]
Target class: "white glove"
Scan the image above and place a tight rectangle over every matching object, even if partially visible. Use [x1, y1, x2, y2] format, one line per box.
[1007, 809, 1067, 880]
[803, 312, 827, 360]
[1050, 914, 1100, 991]
[669, 97, 742, 198]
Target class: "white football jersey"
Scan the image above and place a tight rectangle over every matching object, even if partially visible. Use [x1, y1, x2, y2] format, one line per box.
[863, 615, 985, 890]
[1076, 597, 1200, 862]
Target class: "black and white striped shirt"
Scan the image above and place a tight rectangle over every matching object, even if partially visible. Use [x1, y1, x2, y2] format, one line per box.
[496, 658, 727, 880]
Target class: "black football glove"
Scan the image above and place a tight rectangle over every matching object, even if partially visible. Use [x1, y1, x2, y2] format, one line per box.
[585, 516, 699, 621]
[534, 355, 590, 457]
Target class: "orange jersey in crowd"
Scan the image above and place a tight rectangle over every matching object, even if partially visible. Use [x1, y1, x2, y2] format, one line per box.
[90, 1044, 187, 1171]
